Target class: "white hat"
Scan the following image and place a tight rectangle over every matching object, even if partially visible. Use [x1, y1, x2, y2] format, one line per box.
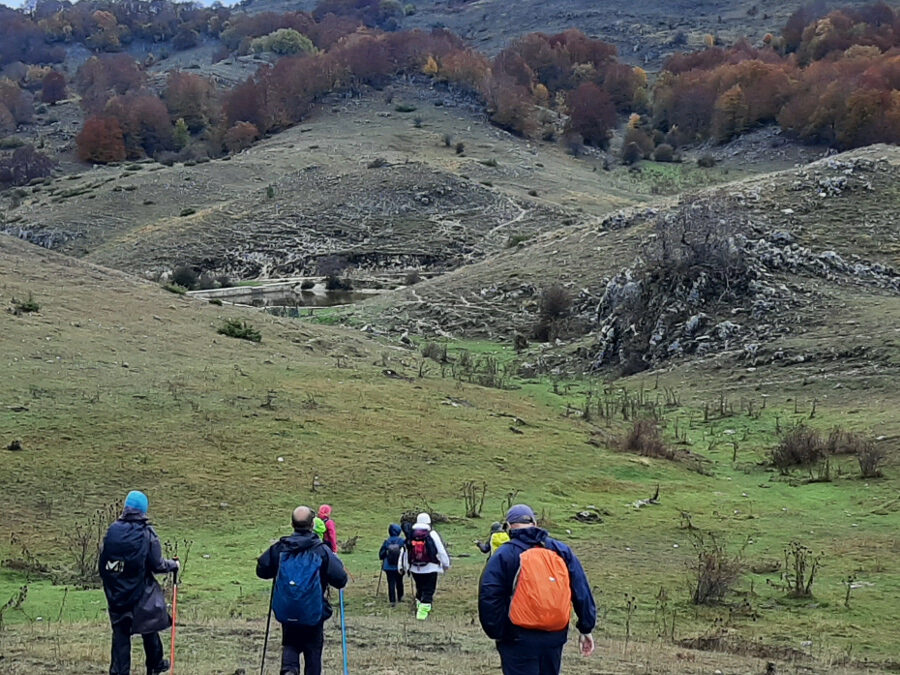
[416, 512, 431, 526]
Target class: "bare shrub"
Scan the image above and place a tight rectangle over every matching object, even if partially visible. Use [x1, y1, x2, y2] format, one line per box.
[460, 480, 487, 518]
[338, 535, 359, 554]
[688, 530, 743, 605]
[771, 424, 824, 474]
[66, 504, 117, 587]
[782, 541, 822, 597]
[857, 442, 886, 479]
[620, 419, 674, 459]
[532, 284, 571, 342]
[592, 198, 752, 371]
[825, 427, 863, 455]
[421, 341, 447, 363]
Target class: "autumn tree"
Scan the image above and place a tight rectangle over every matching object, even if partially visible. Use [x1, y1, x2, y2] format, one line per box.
[223, 77, 268, 131]
[104, 92, 174, 158]
[486, 78, 538, 137]
[163, 71, 219, 132]
[76, 54, 144, 112]
[711, 84, 750, 141]
[0, 144, 56, 186]
[76, 116, 126, 163]
[40, 71, 67, 104]
[0, 79, 33, 127]
[223, 121, 260, 153]
[567, 82, 616, 146]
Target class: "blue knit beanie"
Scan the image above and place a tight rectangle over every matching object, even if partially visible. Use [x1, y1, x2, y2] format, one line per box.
[124, 490, 148, 513]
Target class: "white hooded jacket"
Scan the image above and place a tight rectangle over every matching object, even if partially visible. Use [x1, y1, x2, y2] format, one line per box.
[403, 513, 450, 575]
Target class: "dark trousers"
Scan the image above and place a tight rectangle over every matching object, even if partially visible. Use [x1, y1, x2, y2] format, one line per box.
[281, 622, 324, 675]
[385, 570, 404, 603]
[412, 571, 438, 604]
[497, 642, 564, 675]
[109, 614, 165, 675]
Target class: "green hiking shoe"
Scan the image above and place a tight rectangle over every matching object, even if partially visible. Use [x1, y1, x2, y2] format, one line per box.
[416, 602, 432, 620]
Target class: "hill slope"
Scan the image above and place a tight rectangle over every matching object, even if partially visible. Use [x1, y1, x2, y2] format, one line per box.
[1, 228, 899, 671]
[349, 145, 900, 384]
[1, 83, 750, 279]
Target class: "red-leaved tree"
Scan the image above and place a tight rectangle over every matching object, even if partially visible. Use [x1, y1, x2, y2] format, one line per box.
[76, 116, 126, 163]
[40, 71, 67, 104]
[567, 82, 616, 146]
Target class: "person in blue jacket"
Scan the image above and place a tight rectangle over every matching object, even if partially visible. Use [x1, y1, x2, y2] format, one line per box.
[99, 490, 180, 675]
[378, 523, 406, 605]
[256, 505, 348, 675]
[478, 504, 596, 675]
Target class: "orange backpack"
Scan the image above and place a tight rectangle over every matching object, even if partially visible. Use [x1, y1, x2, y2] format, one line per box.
[508, 545, 572, 632]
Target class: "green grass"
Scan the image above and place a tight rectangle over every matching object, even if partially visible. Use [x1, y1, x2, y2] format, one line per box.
[1, 239, 898, 671]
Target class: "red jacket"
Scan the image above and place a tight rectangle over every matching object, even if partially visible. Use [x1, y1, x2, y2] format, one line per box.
[322, 517, 338, 553]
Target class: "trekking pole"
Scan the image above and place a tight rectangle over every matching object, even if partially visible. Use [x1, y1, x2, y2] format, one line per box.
[375, 569, 383, 598]
[339, 589, 349, 675]
[260, 579, 275, 675]
[170, 558, 179, 675]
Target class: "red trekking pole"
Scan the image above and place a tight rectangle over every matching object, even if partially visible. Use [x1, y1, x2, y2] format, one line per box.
[170, 559, 179, 674]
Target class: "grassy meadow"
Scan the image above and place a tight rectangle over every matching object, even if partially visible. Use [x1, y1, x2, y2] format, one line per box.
[1, 235, 898, 673]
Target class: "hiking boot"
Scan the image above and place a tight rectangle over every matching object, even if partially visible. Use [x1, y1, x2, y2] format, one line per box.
[416, 602, 432, 620]
[148, 660, 170, 675]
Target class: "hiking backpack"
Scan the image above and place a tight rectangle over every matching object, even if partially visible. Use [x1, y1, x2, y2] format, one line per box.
[407, 530, 439, 565]
[99, 524, 151, 612]
[508, 544, 572, 632]
[385, 541, 403, 567]
[272, 549, 325, 625]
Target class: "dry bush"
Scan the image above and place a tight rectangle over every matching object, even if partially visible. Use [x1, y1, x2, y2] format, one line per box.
[857, 442, 886, 479]
[620, 419, 674, 459]
[771, 424, 824, 474]
[532, 284, 572, 341]
[782, 541, 822, 597]
[688, 530, 743, 605]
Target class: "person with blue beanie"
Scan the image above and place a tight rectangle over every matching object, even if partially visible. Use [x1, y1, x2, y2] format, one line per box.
[99, 491, 179, 675]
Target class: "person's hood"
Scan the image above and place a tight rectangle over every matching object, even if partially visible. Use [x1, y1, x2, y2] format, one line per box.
[318, 504, 332, 518]
[282, 529, 326, 552]
[509, 526, 549, 547]
[416, 512, 431, 526]
[120, 507, 150, 523]
[388, 523, 402, 537]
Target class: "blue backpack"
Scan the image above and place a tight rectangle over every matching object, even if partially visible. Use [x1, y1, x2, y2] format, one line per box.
[272, 548, 325, 625]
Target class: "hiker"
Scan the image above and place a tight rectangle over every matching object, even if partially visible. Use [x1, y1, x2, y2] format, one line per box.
[402, 512, 450, 620]
[99, 490, 180, 675]
[256, 505, 348, 675]
[378, 523, 407, 606]
[478, 504, 596, 675]
[475, 521, 510, 557]
[313, 516, 326, 540]
[317, 504, 338, 553]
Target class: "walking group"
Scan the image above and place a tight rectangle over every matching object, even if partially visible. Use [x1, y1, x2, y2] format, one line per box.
[99, 492, 595, 675]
